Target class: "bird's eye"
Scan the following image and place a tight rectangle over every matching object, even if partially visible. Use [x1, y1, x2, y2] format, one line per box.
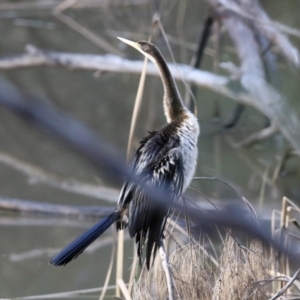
[139, 43, 150, 53]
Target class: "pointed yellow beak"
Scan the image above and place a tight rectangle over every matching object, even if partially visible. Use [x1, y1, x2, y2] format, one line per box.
[117, 37, 140, 51]
[117, 37, 155, 63]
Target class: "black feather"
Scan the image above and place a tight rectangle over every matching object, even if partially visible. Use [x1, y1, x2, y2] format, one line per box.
[117, 124, 184, 269]
[50, 211, 120, 266]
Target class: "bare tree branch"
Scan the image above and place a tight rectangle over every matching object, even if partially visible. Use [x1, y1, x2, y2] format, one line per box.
[0, 45, 233, 99]
[0, 43, 299, 154]
[237, 122, 278, 147]
[0, 0, 146, 11]
[214, 0, 299, 67]
[269, 268, 300, 300]
[0, 151, 119, 203]
[212, 4, 300, 154]
[0, 196, 113, 217]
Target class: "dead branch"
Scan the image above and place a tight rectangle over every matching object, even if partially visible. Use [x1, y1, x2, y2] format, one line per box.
[269, 268, 300, 300]
[214, 0, 299, 67]
[0, 45, 251, 105]
[53, 12, 123, 56]
[0, 196, 113, 218]
[0, 216, 86, 227]
[0, 43, 299, 153]
[209, 1, 300, 154]
[0, 151, 119, 203]
[0, 0, 146, 11]
[237, 122, 278, 147]
[272, 149, 300, 182]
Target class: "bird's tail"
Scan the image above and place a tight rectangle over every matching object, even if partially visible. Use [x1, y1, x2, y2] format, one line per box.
[50, 211, 120, 266]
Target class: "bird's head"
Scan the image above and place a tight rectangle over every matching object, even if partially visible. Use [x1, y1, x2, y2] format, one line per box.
[117, 37, 158, 63]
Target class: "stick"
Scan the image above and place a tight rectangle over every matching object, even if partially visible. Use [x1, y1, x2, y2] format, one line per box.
[269, 268, 300, 300]
[159, 239, 176, 300]
[0, 196, 113, 217]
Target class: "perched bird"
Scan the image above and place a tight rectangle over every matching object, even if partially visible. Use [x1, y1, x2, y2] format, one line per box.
[50, 38, 199, 269]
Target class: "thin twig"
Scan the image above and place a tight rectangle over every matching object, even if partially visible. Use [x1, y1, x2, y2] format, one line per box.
[117, 279, 132, 300]
[99, 228, 116, 300]
[53, 12, 123, 56]
[127, 249, 139, 295]
[159, 239, 176, 300]
[193, 176, 257, 220]
[237, 122, 278, 147]
[126, 56, 148, 160]
[54, 0, 79, 13]
[116, 229, 124, 298]
[269, 268, 300, 300]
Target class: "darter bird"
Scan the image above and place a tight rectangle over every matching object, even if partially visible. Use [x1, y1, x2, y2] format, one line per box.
[50, 37, 200, 269]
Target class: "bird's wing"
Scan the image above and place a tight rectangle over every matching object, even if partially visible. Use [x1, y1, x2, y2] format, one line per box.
[117, 130, 158, 209]
[129, 146, 184, 269]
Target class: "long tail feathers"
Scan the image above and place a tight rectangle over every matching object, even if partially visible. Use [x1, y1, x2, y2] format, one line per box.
[50, 211, 120, 266]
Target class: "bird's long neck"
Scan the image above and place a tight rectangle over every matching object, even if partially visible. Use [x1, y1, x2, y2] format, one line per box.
[153, 53, 187, 123]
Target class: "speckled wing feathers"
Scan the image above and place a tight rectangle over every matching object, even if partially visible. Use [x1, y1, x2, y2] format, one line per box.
[117, 127, 184, 268]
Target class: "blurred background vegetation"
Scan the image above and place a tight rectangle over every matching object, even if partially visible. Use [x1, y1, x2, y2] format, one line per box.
[0, 0, 299, 298]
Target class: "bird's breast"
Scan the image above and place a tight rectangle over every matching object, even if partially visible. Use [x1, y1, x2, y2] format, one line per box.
[178, 115, 200, 191]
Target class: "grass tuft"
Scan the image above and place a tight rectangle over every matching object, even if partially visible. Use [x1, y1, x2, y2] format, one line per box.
[132, 234, 278, 299]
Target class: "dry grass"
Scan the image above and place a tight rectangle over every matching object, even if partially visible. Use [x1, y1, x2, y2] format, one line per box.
[132, 234, 278, 300]
[131, 197, 300, 300]
[212, 236, 275, 300]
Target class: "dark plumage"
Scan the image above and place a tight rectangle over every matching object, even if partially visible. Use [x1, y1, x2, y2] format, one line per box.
[50, 38, 199, 269]
[50, 212, 120, 266]
[117, 125, 184, 268]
